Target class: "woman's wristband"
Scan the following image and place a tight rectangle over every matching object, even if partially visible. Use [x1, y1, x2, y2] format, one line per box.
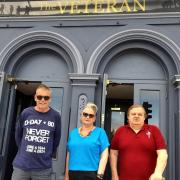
[97, 173, 104, 179]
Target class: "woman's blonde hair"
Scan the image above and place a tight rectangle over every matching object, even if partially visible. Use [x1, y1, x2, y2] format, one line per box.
[83, 102, 98, 114]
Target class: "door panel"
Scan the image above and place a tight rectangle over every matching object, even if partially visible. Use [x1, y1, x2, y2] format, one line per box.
[99, 77, 168, 180]
[134, 83, 167, 136]
[101, 74, 108, 128]
[0, 72, 16, 180]
[0, 72, 7, 156]
[3, 84, 16, 180]
[101, 77, 167, 132]
[42, 81, 70, 180]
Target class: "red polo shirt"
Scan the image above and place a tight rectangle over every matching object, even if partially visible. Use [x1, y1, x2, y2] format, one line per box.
[110, 124, 167, 180]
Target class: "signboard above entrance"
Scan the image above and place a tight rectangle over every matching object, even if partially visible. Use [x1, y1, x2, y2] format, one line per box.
[0, 0, 179, 16]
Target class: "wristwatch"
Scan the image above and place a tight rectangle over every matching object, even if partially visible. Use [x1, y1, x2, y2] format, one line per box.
[97, 173, 104, 179]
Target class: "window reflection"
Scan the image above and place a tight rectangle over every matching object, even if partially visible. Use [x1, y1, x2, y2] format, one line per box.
[111, 111, 125, 132]
[0, 0, 180, 17]
[140, 90, 160, 127]
[50, 87, 63, 115]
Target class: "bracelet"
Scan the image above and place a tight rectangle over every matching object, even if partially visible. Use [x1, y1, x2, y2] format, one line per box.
[97, 173, 104, 179]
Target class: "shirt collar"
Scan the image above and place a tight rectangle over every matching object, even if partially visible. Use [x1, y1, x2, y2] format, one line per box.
[127, 123, 147, 132]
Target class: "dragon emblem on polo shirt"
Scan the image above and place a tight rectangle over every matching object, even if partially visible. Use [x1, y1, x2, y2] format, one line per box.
[146, 130, 151, 139]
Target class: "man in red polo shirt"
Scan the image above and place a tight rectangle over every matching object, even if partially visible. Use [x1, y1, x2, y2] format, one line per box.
[110, 104, 168, 180]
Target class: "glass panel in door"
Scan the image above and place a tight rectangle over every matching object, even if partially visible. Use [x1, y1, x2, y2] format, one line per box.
[140, 90, 160, 126]
[134, 83, 167, 136]
[42, 81, 68, 180]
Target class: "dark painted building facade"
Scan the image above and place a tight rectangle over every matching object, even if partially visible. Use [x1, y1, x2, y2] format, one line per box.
[0, 0, 180, 179]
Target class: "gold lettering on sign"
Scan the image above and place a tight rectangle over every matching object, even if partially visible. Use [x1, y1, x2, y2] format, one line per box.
[40, 0, 146, 15]
[57, 1, 67, 14]
[119, 0, 131, 12]
[107, 0, 117, 13]
[94, 0, 105, 13]
[134, 0, 145, 12]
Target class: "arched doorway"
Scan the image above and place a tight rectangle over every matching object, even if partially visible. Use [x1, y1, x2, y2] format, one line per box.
[89, 29, 179, 180]
[101, 47, 167, 136]
[0, 31, 83, 180]
[99, 46, 169, 180]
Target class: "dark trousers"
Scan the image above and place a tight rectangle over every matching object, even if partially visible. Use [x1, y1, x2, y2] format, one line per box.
[69, 171, 97, 180]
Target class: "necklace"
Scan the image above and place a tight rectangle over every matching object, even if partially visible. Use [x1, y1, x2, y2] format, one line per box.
[78, 126, 95, 137]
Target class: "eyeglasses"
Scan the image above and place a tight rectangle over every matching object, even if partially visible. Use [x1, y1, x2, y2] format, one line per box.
[82, 112, 95, 118]
[36, 95, 50, 101]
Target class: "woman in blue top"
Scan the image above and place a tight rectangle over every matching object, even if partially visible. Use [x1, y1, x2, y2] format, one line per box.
[65, 102, 109, 180]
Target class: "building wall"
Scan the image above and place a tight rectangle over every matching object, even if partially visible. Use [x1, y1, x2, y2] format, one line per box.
[0, 13, 180, 180]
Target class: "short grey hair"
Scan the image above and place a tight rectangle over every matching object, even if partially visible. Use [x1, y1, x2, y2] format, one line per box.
[127, 104, 147, 118]
[36, 84, 51, 93]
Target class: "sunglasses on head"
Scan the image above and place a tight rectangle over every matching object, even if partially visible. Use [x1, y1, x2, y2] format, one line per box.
[36, 95, 50, 101]
[82, 112, 95, 118]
